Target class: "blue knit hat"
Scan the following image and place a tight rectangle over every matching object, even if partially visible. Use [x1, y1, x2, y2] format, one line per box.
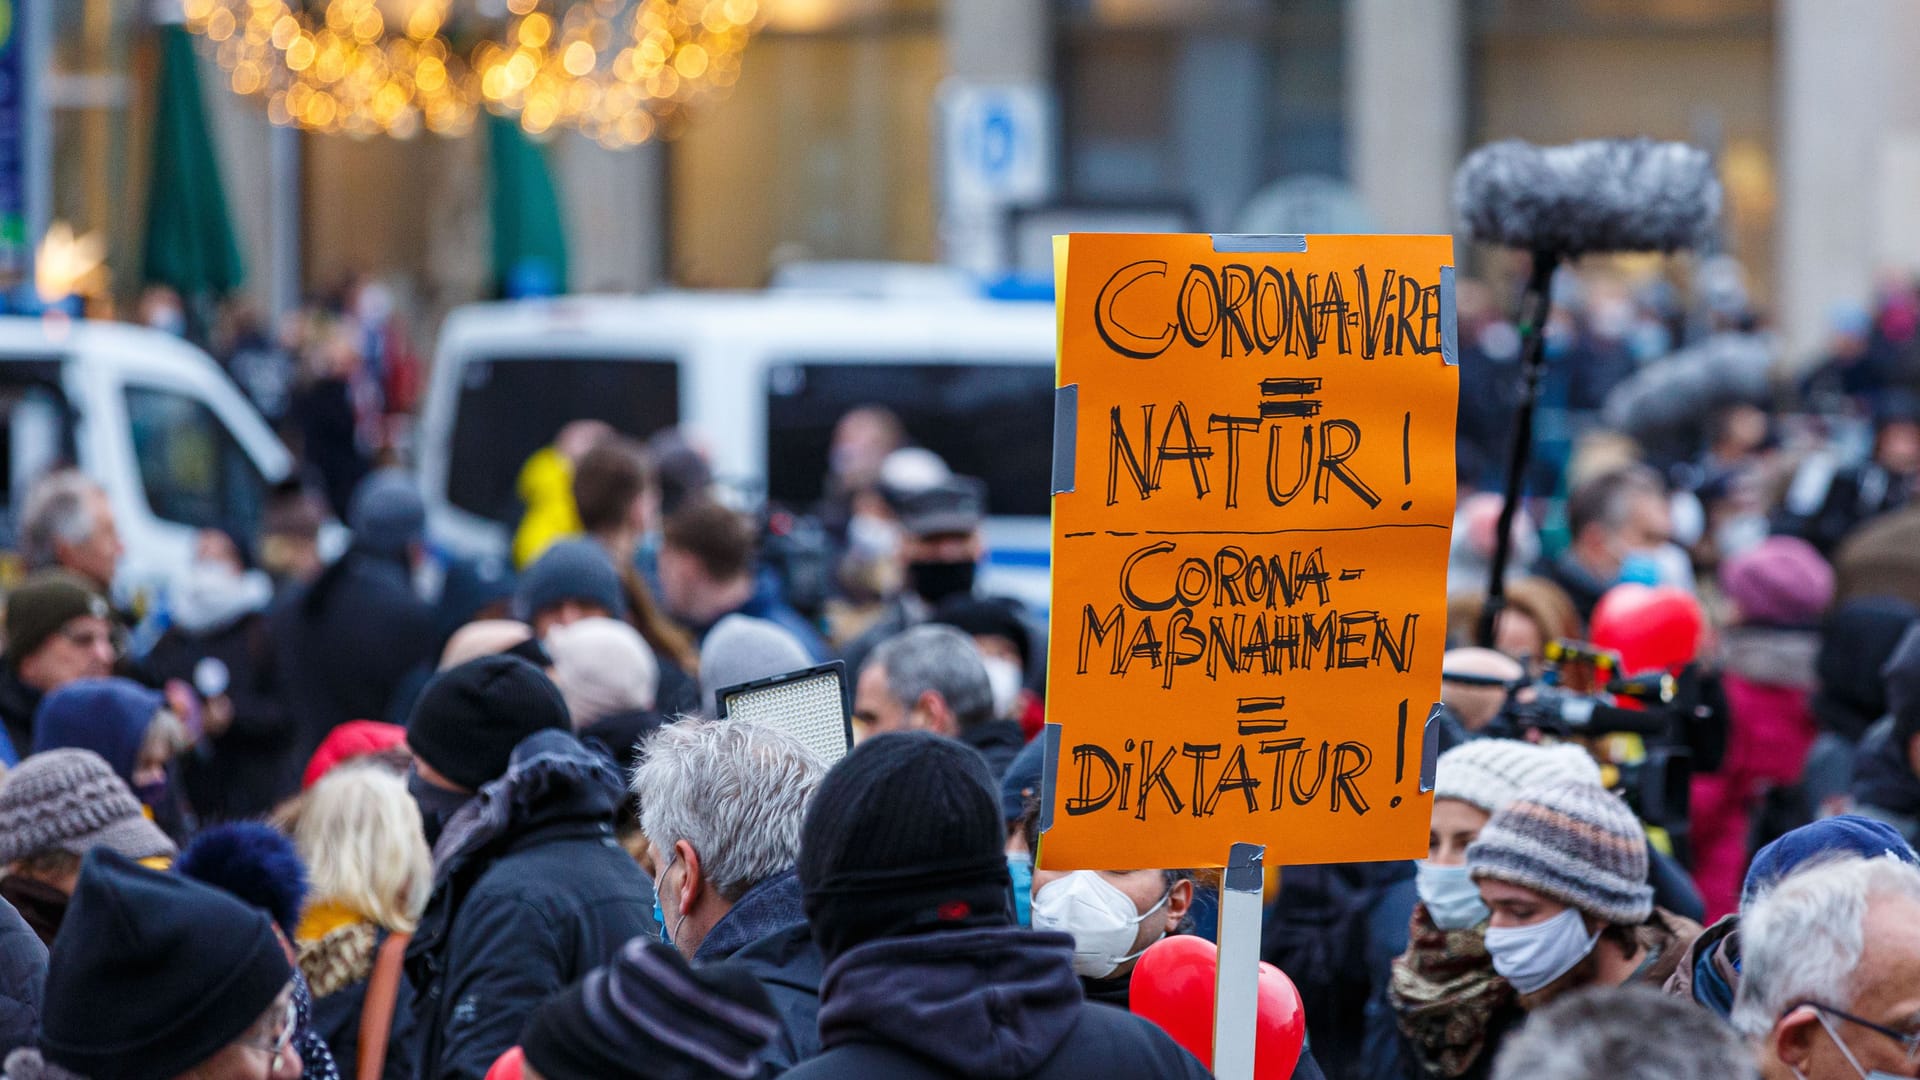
[514, 539, 627, 623]
[1742, 814, 1920, 906]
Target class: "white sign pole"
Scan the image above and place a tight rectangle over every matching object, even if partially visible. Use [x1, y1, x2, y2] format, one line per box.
[1213, 842, 1265, 1080]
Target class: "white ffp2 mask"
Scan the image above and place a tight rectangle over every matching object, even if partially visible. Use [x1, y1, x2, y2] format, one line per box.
[1031, 870, 1168, 979]
[1482, 907, 1598, 994]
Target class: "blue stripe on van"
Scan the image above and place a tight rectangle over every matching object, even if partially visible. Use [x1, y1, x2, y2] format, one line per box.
[987, 548, 1051, 569]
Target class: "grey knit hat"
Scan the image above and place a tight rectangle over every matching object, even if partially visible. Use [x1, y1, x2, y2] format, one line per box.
[1467, 780, 1653, 925]
[698, 615, 810, 714]
[0, 749, 176, 865]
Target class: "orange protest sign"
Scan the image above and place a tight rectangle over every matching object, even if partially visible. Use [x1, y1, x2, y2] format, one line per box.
[1038, 233, 1459, 871]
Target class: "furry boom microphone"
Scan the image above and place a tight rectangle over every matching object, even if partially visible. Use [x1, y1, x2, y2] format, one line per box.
[1454, 138, 1722, 256]
[1453, 138, 1722, 648]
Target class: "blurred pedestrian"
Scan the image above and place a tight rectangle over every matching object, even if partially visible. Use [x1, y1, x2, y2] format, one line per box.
[1847, 626, 1920, 846]
[18, 470, 124, 603]
[632, 719, 827, 1070]
[1801, 598, 1917, 821]
[697, 615, 811, 716]
[438, 620, 536, 671]
[854, 625, 1016, 776]
[0, 572, 116, 762]
[1467, 782, 1701, 1012]
[936, 595, 1043, 740]
[0, 748, 175, 945]
[402, 658, 655, 1080]
[3, 849, 301, 1080]
[1787, 393, 1920, 555]
[571, 435, 702, 715]
[840, 476, 991, 676]
[260, 484, 330, 588]
[275, 469, 440, 757]
[517, 937, 781, 1080]
[547, 616, 662, 775]
[658, 498, 830, 660]
[1541, 466, 1671, 620]
[0, 898, 41, 1059]
[294, 765, 431, 1080]
[511, 420, 609, 570]
[783, 732, 1212, 1079]
[1490, 985, 1756, 1080]
[303, 720, 410, 789]
[1733, 855, 1920, 1080]
[1692, 535, 1834, 919]
[33, 677, 193, 841]
[147, 528, 294, 821]
[293, 320, 375, 519]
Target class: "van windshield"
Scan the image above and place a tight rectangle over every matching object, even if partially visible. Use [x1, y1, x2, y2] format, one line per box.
[124, 385, 269, 541]
[447, 355, 680, 525]
[765, 361, 1053, 517]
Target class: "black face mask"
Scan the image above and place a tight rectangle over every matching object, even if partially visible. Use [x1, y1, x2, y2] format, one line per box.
[906, 560, 977, 606]
[408, 768, 472, 850]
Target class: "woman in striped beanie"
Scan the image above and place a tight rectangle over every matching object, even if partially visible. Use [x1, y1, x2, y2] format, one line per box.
[1467, 781, 1703, 1015]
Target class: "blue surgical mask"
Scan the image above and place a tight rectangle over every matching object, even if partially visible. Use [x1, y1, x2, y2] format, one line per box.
[1483, 907, 1599, 994]
[653, 852, 680, 948]
[1415, 861, 1490, 931]
[1007, 852, 1033, 927]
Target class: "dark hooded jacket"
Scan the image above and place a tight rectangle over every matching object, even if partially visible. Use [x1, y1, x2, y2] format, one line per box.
[960, 719, 1027, 782]
[145, 610, 296, 822]
[691, 870, 823, 1072]
[0, 897, 43, 1058]
[404, 730, 657, 1080]
[1851, 718, 1920, 846]
[1813, 598, 1919, 741]
[273, 548, 439, 760]
[780, 926, 1211, 1080]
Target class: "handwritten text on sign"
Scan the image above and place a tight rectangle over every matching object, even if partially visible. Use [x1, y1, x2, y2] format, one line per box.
[1040, 233, 1458, 871]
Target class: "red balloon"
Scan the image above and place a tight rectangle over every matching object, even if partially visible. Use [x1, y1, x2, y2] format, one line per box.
[1130, 935, 1306, 1079]
[1588, 583, 1704, 676]
[483, 1047, 524, 1080]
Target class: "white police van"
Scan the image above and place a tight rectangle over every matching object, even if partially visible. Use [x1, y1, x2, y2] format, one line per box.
[0, 316, 293, 600]
[416, 269, 1057, 607]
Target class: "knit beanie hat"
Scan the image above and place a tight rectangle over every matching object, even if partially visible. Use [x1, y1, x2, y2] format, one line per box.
[302, 719, 408, 788]
[40, 849, 291, 1080]
[1742, 814, 1920, 905]
[513, 539, 626, 624]
[348, 468, 426, 559]
[1433, 739, 1602, 816]
[520, 937, 781, 1080]
[0, 749, 175, 865]
[548, 616, 660, 726]
[1468, 781, 1653, 925]
[1719, 535, 1834, 627]
[699, 614, 810, 713]
[4, 572, 108, 666]
[31, 678, 165, 788]
[798, 731, 1011, 962]
[406, 655, 571, 790]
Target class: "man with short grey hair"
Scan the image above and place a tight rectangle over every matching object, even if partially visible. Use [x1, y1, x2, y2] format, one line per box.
[855, 623, 1024, 777]
[1492, 985, 1757, 1080]
[1732, 855, 1920, 1080]
[632, 718, 827, 1070]
[18, 470, 121, 596]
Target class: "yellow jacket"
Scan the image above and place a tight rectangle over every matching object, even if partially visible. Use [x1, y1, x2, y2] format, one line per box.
[513, 447, 583, 569]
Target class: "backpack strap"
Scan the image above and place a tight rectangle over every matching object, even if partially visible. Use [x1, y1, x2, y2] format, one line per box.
[358, 931, 412, 1080]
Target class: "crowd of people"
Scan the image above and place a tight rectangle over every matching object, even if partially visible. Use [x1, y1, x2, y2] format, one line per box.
[3, 256, 1920, 1079]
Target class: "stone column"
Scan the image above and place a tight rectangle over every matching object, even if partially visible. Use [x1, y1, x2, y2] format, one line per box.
[1345, 0, 1465, 234]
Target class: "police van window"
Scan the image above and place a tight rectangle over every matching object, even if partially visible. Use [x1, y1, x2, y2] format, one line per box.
[124, 386, 268, 538]
[0, 369, 77, 549]
[765, 362, 1053, 517]
[447, 356, 681, 525]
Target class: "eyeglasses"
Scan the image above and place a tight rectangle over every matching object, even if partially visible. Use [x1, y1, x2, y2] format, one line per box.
[1792, 1001, 1920, 1066]
[241, 993, 297, 1073]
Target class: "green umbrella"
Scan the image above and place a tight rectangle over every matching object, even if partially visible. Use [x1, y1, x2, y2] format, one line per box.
[487, 114, 570, 297]
[142, 23, 244, 296]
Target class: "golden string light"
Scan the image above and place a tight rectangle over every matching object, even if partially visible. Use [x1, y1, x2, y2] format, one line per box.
[180, 0, 763, 147]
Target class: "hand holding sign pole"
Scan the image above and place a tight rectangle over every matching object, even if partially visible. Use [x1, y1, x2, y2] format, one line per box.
[1041, 232, 1458, 1079]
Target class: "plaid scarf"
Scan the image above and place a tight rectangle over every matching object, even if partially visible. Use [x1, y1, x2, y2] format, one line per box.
[1389, 904, 1513, 1078]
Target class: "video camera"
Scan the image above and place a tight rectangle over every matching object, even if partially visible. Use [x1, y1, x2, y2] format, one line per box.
[1481, 639, 1725, 848]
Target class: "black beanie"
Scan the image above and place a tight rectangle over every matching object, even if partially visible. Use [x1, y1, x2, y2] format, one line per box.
[41, 849, 291, 1080]
[521, 937, 781, 1080]
[406, 654, 571, 791]
[798, 731, 1011, 961]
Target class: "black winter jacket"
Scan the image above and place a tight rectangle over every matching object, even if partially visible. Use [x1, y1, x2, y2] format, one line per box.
[273, 551, 439, 760]
[691, 871, 822, 1073]
[147, 612, 297, 821]
[780, 926, 1210, 1080]
[404, 731, 657, 1080]
[961, 719, 1028, 782]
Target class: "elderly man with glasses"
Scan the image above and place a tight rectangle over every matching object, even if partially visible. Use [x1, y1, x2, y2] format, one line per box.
[1733, 854, 1920, 1080]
